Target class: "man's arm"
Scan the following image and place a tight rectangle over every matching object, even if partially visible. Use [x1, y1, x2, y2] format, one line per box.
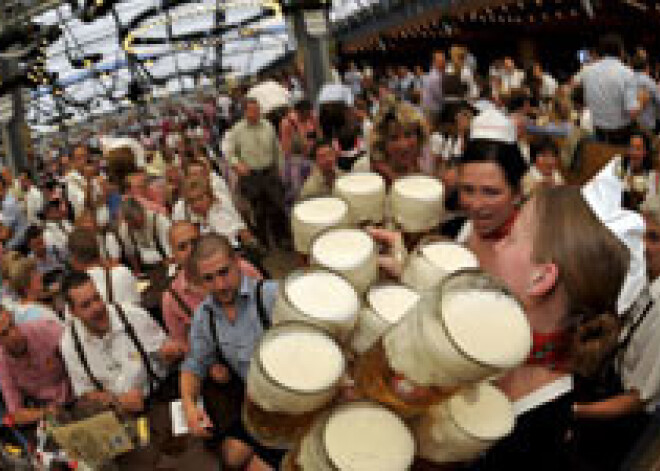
[180, 369, 212, 437]
[574, 390, 644, 419]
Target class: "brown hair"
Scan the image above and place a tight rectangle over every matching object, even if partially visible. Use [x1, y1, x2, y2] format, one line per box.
[532, 186, 630, 374]
[187, 233, 235, 283]
[68, 228, 101, 265]
[105, 146, 138, 189]
[8, 257, 37, 297]
[183, 176, 212, 201]
[1, 251, 21, 281]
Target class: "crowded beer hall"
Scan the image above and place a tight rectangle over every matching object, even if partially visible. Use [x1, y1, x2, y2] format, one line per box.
[1, 0, 660, 469]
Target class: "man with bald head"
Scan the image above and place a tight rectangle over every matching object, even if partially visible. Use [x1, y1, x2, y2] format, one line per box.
[0, 309, 72, 425]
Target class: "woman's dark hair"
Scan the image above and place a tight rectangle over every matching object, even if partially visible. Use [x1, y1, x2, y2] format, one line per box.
[294, 99, 313, 114]
[319, 102, 348, 140]
[62, 270, 94, 307]
[531, 137, 560, 164]
[597, 34, 624, 59]
[338, 125, 360, 152]
[460, 139, 529, 193]
[310, 139, 334, 160]
[623, 130, 654, 173]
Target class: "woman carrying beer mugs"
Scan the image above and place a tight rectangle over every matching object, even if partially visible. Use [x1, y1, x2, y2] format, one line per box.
[374, 160, 656, 469]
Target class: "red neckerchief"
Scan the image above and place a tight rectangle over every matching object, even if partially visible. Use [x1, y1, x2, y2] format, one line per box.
[481, 209, 519, 241]
[527, 330, 570, 371]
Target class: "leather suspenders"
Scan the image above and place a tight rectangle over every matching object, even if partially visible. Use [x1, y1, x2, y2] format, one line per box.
[70, 303, 163, 395]
[204, 280, 268, 377]
[127, 212, 168, 269]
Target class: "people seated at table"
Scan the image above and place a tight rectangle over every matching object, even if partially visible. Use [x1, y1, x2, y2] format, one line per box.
[60, 271, 186, 414]
[68, 227, 140, 306]
[0, 309, 72, 426]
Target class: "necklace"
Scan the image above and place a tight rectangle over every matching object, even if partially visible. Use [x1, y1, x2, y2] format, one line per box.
[527, 330, 570, 371]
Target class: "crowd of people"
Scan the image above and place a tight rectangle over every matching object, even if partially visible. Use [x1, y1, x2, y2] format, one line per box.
[1, 31, 660, 470]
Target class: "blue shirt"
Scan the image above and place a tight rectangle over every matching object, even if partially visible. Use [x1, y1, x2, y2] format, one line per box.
[422, 68, 444, 115]
[182, 276, 279, 381]
[577, 57, 639, 131]
[634, 71, 660, 130]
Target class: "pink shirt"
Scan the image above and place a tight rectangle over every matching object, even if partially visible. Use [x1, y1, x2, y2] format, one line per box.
[162, 260, 262, 343]
[0, 320, 73, 413]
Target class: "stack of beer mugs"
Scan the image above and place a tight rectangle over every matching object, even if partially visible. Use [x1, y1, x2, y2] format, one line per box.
[242, 173, 532, 469]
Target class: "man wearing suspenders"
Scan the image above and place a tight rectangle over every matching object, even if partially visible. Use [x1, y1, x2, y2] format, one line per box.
[60, 272, 187, 413]
[116, 198, 172, 273]
[180, 234, 280, 470]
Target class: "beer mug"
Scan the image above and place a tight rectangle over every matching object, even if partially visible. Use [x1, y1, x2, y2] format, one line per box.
[401, 238, 479, 291]
[390, 175, 444, 233]
[310, 228, 378, 294]
[334, 172, 386, 224]
[244, 322, 346, 448]
[355, 269, 531, 417]
[291, 196, 350, 254]
[414, 382, 515, 464]
[272, 269, 360, 343]
[295, 402, 416, 471]
[350, 283, 420, 355]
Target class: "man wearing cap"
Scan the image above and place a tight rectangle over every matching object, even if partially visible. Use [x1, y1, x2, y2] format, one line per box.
[0, 310, 72, 426]
[224, 98, 289, 249]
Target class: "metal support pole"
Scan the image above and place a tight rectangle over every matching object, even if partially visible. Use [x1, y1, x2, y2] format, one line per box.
[289, 7, 332, 104]
[0, 58, 28, 173]
[214, 0, 225, 90]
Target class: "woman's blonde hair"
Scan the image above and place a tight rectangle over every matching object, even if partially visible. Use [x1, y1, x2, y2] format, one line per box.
[532, 186, 630, 374]
[7, 257, 37, 297]
[1, 251, 21, 281]
[369, 99, 430, 169]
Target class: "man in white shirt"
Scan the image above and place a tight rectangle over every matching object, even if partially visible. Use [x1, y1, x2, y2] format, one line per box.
[68, 228, 140, 306]
[42, 198, 74, 257]
[60, 272, 186, 413]
[14, 172, 43, 224]
[115, 198, 172, 274]
[182, 160, 233, 204]
[173, 177, 253, 249]
[63, 145, 88, 219]
[500, 57, 525, 95]
[532, 62, 558, 99]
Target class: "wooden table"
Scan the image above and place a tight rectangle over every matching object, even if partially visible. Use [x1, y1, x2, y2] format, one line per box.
[113, 401, 219, 471]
